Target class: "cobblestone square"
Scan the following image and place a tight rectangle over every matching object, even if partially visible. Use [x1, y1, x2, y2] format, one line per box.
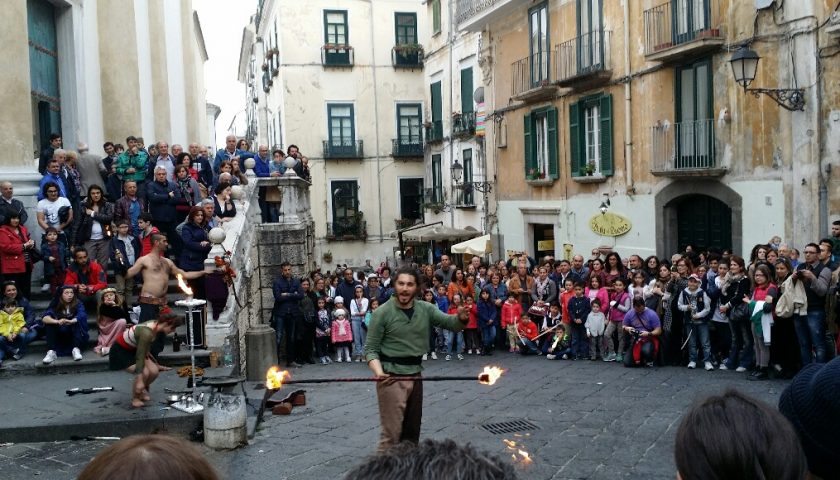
[1, 354, 788, 480]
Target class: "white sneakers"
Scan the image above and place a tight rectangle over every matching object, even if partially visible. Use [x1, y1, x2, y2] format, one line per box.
[704, 361, 714, 371]
[687, 361, 697, 369]
[72, 348, 83, 361]
[42, 350, 57, 364]
[422, 353, 428, 361]
[41, 284, 50, 293]
[735, 366, 747, 373]
[457, 354, 465, 361]
[430, 352, 438, 360]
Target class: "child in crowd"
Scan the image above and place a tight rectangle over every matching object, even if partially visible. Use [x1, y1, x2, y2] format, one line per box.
[0, 297, 35, 366]
[604, 277, 631, 362]
[567, 283, 592, 360]
[364, 298, 379, 331]
[445, 293, 466, 360]
[540, 303, 562, 352]
[630, 272, 647, 299]
[435, 285, 449, 313]
[545, 324, 572, 359]
[315, 297, 332, 364]
[330, 308, 353, 363]
[463, 295, 480, 354]
[559, 278, 575, 329]
[40, 227, 67, 294]
[477, 288, 497, 356]
[501, 295, 522, 353]
[422, 289, 439, 360]
[678, 273, 713, 370]
[585, 299, 607, 361]
[516, 314, 540, 355]
[110, 220, 141, 303]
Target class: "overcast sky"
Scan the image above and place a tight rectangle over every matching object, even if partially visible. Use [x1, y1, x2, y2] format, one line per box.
[194, 0, 257, 149]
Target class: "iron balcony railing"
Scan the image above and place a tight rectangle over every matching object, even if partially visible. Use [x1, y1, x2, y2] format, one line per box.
[424, 186, 444, 206]
[392, 45, 424, 68]
[455, 182, 476, 207]
[455, 0, 507, 25]
[391, 138, 424, 157]
[643, 0, 722, 56]
[326, 219, 367, 240]
[323, 140, 364, 159]
[651, 119, 717, 172]
[556, 30, 612, 83]
[321, 44, 354, 67]
[452, 112, 476, 137]
[424, 121, 444, 143]
[395, 218, 421, 230]
[511, 50, 557, 98]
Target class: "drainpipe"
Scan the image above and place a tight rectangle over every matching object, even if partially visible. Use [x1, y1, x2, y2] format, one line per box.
[363, 0, 384, 242]
[623, 0, 633, 190]
[448, 0, 455, 228]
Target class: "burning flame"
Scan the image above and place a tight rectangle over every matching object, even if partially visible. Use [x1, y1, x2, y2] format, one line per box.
[265, 366, 289, 390]
[504, 439, 533, 464]
[478, 366, 504, 385]
[176, 274, 193, 296]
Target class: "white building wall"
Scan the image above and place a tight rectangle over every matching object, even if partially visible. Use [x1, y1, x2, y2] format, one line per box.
[255, 0, 428, 267]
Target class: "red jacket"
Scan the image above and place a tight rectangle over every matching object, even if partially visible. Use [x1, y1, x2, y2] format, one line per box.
[139, 226, 161, 257]
[0, 225, 32, 274]
[500, 301, 522, 329]
[517, 320, 539, 340]
[64, 260, 108, 293]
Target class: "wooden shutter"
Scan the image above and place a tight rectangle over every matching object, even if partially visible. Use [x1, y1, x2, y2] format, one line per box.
[461, 67, 474, 113]
[569, 102, 581, 177]
[431, 82, 442, 121]
[547, 107, 559, 179]
[524, 114, 535, 176]
[599, 94, 613, 176]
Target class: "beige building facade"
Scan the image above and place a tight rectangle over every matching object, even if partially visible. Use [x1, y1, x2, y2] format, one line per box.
[0, 0, 210, 226]
[240, 0, 429, 267]
[458, 0, 840, 259]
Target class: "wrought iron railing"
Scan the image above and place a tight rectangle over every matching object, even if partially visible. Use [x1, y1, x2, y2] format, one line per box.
[452, 112, 476, 137]
[321, 45, 354, 67]
[322, 140, 364, 159]
[556, 30, 612, 83]
[391, 138, 424, 157]
[643, 0, 722, 56]
[327, 219, 367, 240]
[392, 45, 424, 68]
[424, 121, 444, 143]
[650, 119, 717, 172]
[424, 186, 444, 205]
[511, 50, 557, 97]
[395, 218, 421, 230]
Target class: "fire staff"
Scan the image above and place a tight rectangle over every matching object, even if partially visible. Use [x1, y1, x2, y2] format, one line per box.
[364, 266, 470, 452]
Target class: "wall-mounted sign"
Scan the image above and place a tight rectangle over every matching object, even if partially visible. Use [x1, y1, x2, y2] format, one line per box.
[589, 212, 632, 237]
[537, 240, 555, 251]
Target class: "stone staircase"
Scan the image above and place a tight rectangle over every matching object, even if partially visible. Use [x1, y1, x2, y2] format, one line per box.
[1, 278, 211, 377]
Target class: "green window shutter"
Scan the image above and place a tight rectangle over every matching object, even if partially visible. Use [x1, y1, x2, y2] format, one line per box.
[547, 107, 559, 179]
[460, 67, 474, 113]
[524, 114, 536, 176]
[569, 102, 581, 177]
[432, 0, 441, 34]
[599, 93, 613, 176]
[431, 82, 442, 121]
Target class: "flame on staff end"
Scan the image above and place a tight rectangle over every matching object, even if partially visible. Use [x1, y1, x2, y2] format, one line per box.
[503, 439, 533, 465]
[265, 366, 289, 390]
[176, 273, 193, 296]
[478, 366, 504, 385]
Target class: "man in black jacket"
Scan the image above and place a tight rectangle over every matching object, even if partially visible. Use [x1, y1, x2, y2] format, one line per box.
[273, 262, 304, 367]
[145, 167, 181, 259]
[335, 267, 360, 302]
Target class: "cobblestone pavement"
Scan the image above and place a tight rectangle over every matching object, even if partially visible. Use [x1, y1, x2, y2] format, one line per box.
[0, 353, 789, 480]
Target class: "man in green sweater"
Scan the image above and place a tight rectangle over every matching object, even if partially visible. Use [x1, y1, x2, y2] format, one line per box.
[365, 266, 469, 452]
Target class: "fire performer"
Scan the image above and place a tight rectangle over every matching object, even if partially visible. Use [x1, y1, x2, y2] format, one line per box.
[125, 234, 205, 322]
[109, 311, 183, 408]
[365, 266, 470, 452]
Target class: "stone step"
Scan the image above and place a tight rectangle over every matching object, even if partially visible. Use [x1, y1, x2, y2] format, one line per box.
[0, 347, 212, 377]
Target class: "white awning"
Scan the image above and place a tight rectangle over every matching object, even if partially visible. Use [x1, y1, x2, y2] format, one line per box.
[401, 225, 480, 242]
[450, 234, 491, 256]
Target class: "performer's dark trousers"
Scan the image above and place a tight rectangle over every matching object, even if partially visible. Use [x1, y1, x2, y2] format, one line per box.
[376, 374, 423, 452]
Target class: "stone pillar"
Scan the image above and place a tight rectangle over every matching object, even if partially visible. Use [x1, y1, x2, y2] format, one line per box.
[0, 0, 42, 235]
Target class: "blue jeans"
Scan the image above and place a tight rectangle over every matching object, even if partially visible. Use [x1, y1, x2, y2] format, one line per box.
[0, 330, 37, 361]
[480, 326, 496, 349]
[727, 320, 753, 369]
[443, 329, 463, 354]
[794, 311, 826, 365]
[351, 317, 367, 356]
[687, 322, 712, 363]
[570, 323, 588, 358]
[546, 347, 572, 358]
[517, 338, 539, 355]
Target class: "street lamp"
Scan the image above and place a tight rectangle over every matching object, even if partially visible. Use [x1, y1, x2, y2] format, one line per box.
[599, 193, 610, 215]
[450, 158, 493, 194]
[729, 46, 805, 111]
[451, 159, 463, 183]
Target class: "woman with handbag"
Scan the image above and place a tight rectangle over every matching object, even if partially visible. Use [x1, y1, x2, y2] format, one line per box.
[719, 256, 753, 372]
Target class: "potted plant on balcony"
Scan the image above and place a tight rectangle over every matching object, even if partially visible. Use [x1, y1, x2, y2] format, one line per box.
[322, 250, 333, 263]
[394, 43, 423, 54]
[324, 43, 353, 52]
[581, 161, 596, 176]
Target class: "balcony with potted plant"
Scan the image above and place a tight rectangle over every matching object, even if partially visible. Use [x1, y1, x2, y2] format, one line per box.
[321, 43, 354, 68]
[392, 43, 424, 69]
[643, 0, 724, 63]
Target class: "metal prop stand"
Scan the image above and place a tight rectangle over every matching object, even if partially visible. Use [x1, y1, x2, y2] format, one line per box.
[172, 298, 207, 413]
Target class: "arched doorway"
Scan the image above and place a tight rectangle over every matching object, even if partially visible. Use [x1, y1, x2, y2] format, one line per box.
[655, 180, 742, 256]
[675, 195, 732, 252]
